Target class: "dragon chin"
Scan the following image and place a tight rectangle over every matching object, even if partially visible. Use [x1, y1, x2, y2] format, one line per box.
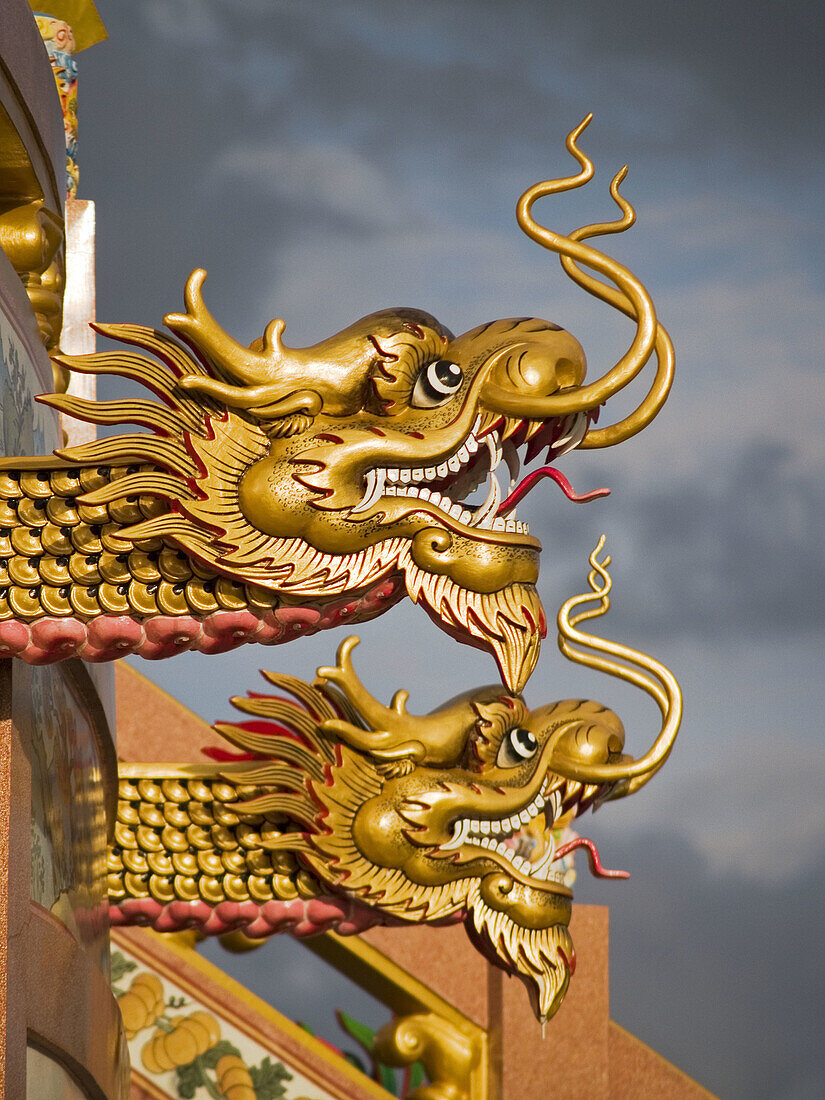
[402, 548, 544, 693]
[466, 881, 574, 1024]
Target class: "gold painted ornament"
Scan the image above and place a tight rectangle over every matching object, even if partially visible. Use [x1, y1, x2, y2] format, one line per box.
[0, 118, 672, 691]
[112, 541, 682, 1024]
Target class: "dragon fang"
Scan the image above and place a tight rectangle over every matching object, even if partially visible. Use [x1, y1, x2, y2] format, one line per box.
[0, 118, 672, 690]
[110, 541, 682, 1024]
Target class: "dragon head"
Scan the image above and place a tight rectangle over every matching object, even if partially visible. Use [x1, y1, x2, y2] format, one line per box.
[47, 118, 672, 689]
[214, 542, 681, 1022]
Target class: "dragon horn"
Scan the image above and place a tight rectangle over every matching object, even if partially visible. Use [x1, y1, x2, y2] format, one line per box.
[315, 636, 481, 765]
[549, 538, 682, 789]
[481, 116, 657, 420]
[164, 268, 288, 385]
[164, 269, 321, 412]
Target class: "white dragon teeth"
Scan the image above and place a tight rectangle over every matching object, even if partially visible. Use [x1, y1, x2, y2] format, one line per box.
[470, 464, 501, 527]
[441, 818, 470, 850]
[487, 433, 503, 470]
[361, 424, 537, 535]
[568, 412, 589, 449]
[554, 411, 588, 458]
[444, 791, 569, 878]
[544, 788, 562, 822]
[503, 439, 520, 485]
[350, 468, 386, 514]
[531, 845, 557, 878]
[553, 415, 576, 449]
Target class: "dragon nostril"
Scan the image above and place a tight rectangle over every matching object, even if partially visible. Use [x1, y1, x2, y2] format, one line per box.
[483, 331, 588, 410]
[555, 357, 581, 389]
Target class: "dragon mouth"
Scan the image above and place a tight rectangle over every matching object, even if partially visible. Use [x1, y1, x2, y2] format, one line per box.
[353, 410, 607, 535]
[439, 773, 623, 886]
[440, 783, 566, 885]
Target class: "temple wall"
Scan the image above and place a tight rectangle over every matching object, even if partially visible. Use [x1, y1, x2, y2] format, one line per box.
[0, 2, 126, 1095]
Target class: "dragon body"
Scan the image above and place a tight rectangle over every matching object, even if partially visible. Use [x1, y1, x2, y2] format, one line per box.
[0, 120, 672, 691]
[111, 543, 682, 1023]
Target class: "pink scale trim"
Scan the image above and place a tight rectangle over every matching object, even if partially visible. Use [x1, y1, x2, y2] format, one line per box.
[109, 895, 388, 937]
[0, 576, 404, 665]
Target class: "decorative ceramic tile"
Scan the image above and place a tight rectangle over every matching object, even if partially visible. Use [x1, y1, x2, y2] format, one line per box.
[0, 306, 56, 457]
[112, 944, 340, 1100]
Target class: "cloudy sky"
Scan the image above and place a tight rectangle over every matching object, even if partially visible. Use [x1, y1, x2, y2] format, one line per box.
[79, 2, 825, 1096]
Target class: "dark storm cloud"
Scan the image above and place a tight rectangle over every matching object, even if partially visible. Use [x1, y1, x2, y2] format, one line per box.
[631, 441, 825, 636]
[84, 1, 825, 341]
[574, 830, 825, 1099]
[562, 0, 825, 162]
[542, 438, 825, 639]
[131, 0, 825, 187]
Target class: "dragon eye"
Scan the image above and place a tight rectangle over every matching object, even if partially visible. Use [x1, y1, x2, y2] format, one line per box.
[412, 359, 464, 407]
[497, 726, 538, 767]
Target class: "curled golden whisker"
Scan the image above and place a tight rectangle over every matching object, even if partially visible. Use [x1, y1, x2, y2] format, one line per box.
[515, 116, 657, 418]
[549, 112, 595, 192]
[561, 168, 675, 448]
[559, 539, 667, 710]
[554, 538, 682, 789]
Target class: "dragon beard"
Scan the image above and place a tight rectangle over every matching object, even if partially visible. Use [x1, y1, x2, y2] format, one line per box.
[401, 549, 543, 694]
[465, 882, 573, 1024]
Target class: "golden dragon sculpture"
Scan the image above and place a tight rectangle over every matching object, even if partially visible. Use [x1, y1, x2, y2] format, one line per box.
[0, 118, 672, 691]
[111, 541, 682, 1024]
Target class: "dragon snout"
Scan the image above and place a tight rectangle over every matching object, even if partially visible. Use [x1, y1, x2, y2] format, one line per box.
[479, 329, 587, 416]
[548, 711, 626, 779]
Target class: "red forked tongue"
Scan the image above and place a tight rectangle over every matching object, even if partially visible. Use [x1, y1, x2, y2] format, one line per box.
[498, 466, 610, 515]
[553, 837, 629, 880]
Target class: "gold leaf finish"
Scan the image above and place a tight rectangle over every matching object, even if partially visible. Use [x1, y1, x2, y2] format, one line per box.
[109, 775, 308, 907]
[0, 463, 278, 621]
[113, 544, 681, 1023]
[0, 119, 671, 690]
[373, 1012, 480, 1100]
